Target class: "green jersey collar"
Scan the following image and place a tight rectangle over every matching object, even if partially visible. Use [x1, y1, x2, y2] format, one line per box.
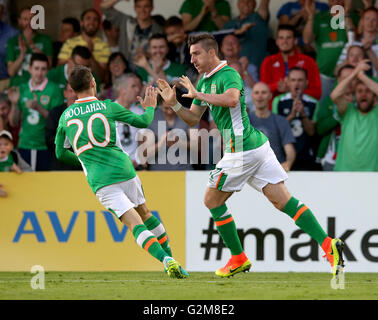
[74, 96, 98, 104]
[28, 78, 48, 92]
[204, 60, 227, 79]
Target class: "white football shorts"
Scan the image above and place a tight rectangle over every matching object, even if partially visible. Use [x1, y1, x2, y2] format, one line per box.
[207, 141, 288, 193]
[95, 175, 146, 218]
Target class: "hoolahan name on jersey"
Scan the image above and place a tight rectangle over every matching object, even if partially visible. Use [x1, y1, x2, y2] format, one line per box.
[64, 102, 107, 120]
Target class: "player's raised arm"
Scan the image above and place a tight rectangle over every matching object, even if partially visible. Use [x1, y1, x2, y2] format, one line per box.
[180, 75, 240, 108]
[112, 86, 158, 128]
[330, 59, 370, 116]
[156, 79, 207, 127]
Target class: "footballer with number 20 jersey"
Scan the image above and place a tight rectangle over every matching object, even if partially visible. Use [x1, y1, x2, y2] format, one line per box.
[55, 96, 155, 193]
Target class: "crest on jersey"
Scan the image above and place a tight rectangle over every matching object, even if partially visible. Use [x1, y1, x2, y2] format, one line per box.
[40, 95, 50, 106]
[211, 84, 217, 94]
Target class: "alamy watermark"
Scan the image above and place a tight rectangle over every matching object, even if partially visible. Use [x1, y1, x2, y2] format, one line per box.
[330, 5, 345, 30]
[330, 268, 345, 290]
[134, 123, 245, 167]
[30, 5, 45, 30]
[30, 265, 45, 290]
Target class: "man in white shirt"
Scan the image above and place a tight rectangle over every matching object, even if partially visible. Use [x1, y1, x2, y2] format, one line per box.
[113, 73, 145, 167]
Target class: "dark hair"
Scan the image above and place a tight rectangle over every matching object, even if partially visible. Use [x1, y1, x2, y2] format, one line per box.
[134, 0, 153, 5]
[288, 66, 307, 79]
[362, 6, 378, 16]
[0, 93, 10, 106]
[336, 64, 355, 78]
[62, 17, 80, 34]
[18, 6, 31, 18]
[277, 24, 298, 38]
[152, 14, 166, 28]
[108, 52, 128, 69]
[80, 8, 100, 21]
[165, 16, 183, 28]
[68, 65, 93, 93]
[30, 53, 49, 67]
[104, 52, 129, 89]
[187, 33, 219, 56]
[103, 19, 113, 31]
[71, 45, 92, 60]
[149, 33, 168, 45]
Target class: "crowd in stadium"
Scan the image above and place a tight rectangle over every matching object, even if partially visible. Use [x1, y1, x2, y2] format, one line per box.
[0, 0, 377, 183]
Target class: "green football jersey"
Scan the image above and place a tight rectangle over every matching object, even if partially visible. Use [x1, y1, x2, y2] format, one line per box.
[18, 79, 64, 150]
[55, 97, 155, 193]
[193, 62, 267, 153]
[179, 0, 231, 32]
[334, 103, 378, 171]
[0, 156, 14, 172]
[313, 11, 347, 77]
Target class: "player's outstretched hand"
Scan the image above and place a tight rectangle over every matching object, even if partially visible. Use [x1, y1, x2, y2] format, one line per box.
[156, 79, 178, 106]
[179, 76, 198, 99]
[137, 86, 158, 109]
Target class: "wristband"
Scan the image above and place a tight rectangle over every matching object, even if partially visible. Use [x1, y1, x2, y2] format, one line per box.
[172, 102, 182, 112]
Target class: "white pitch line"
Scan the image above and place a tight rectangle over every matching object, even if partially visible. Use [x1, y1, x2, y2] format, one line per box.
[0, 279, 377, 285]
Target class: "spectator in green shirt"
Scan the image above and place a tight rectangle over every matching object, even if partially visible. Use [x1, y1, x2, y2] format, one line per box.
[134, 34, 186, 85]
[302, 0, 348, 101]
[315, 64, 355, 171]
[330, 59, 378, 171]
[180, 0, 231, 32]
[6, 6, 53, 87]
[7, 53, 63, 171]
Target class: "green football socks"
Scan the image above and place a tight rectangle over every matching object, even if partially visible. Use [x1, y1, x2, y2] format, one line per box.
[282, 197, 328, 246]
[132, 224, 168, 262]
[144, 215, 172, 257]
[210, 204, 244, 256]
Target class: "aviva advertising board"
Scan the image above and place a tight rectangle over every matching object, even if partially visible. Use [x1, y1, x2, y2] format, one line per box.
[0, 172, 186, 271]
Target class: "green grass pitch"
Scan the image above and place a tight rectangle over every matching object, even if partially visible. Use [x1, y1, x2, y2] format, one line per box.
[0, 271, 377, 300]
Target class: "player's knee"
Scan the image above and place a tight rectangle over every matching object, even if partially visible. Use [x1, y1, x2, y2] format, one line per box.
[135, 204, 152, 221]
[140, 209, 151, 221]
[264, 192, 284, 211]
[263, 183, 290, 212]
[203, 195, 223, 210]
[203, 192, 215, 209]
[203, 196, 212, 209]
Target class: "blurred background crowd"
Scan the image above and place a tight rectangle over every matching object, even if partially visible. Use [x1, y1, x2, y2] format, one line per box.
[0, 0, 377, 182]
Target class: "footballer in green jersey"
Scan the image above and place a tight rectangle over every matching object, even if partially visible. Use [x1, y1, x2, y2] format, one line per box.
[55, 65, 188, 279]
[8, 53, 63, 171]
[157, 33, 343, 280]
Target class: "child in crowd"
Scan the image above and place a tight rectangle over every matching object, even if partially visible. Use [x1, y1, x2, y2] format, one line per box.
[0, 130, 31, 173]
